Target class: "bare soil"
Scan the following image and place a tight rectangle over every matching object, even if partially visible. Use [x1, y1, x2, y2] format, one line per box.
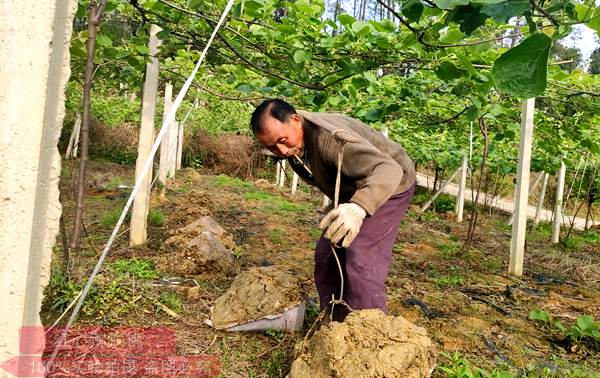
[45, 159, 600, 377]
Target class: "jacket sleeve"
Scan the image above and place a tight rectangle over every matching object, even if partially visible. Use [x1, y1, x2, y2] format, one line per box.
[318, 119, 403, 216]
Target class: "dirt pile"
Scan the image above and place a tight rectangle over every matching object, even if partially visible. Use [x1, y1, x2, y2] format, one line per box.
[210, 266, 303, 330]
[290, 309, 436, 378]
[167, 189, 214, 227]
[156, 215, 235, 275]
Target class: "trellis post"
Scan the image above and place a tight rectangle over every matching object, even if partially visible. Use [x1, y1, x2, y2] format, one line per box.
[291, 172, 299, 195]
[278, 160, 287, 187]
[552, 161, 566, 244]
[130, 24, 161, 246]
[158, 82, 173, 195]
[534, 172, 549, 225]
[509, 98, 535, 276]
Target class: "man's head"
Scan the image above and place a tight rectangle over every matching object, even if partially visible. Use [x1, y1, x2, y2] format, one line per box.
[250, 99, 304, 158]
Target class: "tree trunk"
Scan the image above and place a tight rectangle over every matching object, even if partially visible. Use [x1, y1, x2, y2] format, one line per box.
[464, 118, 488, 251]
[68, 0, 107, 252]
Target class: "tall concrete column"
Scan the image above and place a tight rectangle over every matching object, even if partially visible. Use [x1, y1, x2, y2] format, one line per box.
[0, 0, 77, 374]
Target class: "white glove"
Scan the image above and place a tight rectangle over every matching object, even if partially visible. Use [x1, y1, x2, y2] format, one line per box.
[319, 203, 367, 248]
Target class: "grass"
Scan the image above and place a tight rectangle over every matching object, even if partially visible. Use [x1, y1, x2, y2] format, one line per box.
[112, 258, 158, 279]
[434, 240, 461, 258]
[159, 291, 183, 313]
[430, 266, 464, 287]
[268, 228, 285, 244]
[245, 189, 312, 214]
[148, 208, 165, 226]
[213, 174, 255, 190]
[100, 206, 129, 227]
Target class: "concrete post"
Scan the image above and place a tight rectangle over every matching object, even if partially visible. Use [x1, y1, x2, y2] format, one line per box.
[130, 24, 161, 246]
[552, 161, 566, 244]
[65, 114, 81, 159]
[291, 173, 299, 195]
[159, 82, 173, 193]
[278, 160, 287, 187]
[176, 121, 184, 170]
[509, 98, 535, 276]
[534, 172, 549, 225]
[0, 0, 77, 373]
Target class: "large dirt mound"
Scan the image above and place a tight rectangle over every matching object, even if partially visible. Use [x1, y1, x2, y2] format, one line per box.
[156, 216, 235, 275]
[167, 189, 214, 227]
[211, 266, 303, 330]
[290, 309, 436, 378]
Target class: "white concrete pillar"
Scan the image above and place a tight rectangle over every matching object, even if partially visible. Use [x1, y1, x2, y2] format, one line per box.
[534, 172, 549, 225]
[176, 121, 184, 170]
[323, 195, 331, 207]
[159, 82, 173, 190]
[278, 160, 287, 187]
[168, 120, 178, 177]
[382, 127, 389, 138]
[552, 161, 566, 244]
[0, 0, 77, 372]
[291, 173, 299, 195]
[130, 24, 161, 246]
[65, 114, 81, 159]
[455, 155, 468, 222]
[274, 161, 280, 185]
[509, 98, 535, 276]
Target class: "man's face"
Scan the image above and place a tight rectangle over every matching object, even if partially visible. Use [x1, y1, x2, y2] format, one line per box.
[256, 113, 304, 158]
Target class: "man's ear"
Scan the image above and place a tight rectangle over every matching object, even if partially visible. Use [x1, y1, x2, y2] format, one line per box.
[290, 113, 302, 129]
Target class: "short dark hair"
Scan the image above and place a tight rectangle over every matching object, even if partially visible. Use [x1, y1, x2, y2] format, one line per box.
[250, 99, 296, 135]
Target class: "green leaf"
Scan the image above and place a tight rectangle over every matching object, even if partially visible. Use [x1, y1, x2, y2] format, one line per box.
[236, 84, 252, 94]
[187, 0, 204, 11]
[402, 0, 424, 22]
[135, 45, 150, 55]
[293, 49, 311, 64]
[337, 14, 356, 28]
[576, 315, 596, 332]
[156, 29, 171, 40]
[466, 104, 480, 121]
[276, 24, 296, 36]
[364, 108, 383, 121]
[352, 20, 374, 34]
[115, 49, 130, 59]
[351, 76, 369, 89]
[492, 33, 551, 98]
[433, 0, 469, 10]
[481, 0, 530, 23]
[435, 61, 464, 81]
[244, 0, 264, 17]
[232, 1, 243, 17]
[447, 5, 489, 35]
[96, 34, 112, 48]
[529, 309, 550, 323]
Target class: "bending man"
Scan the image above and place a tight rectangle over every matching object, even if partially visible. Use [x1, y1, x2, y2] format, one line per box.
[250, 99, 416, 321]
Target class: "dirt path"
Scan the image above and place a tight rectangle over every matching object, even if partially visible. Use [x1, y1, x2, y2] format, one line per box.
[416, 172, 598, 230]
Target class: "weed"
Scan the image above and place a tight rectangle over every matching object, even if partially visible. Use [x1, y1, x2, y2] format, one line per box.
[264, 329, 285, 341]
[437, 352, 508, 377]
[563, 237, 582, 250]
[160, 291, 183, 313]
[268, 228, 285, 245]
[261, 349, 288, 378]
[245, 189, 311, 215]
[529, 309, 600, 348]
[45, 269, 81, 313]
[430, 266, 464, 287]
[214, 174, 254, 190]
[82, 280, 134, 324]
[435, 240, 461, 258]
[581, 230, 600, 244]
[148, 209, 165, 226]
[101, 207, 129, 227]
[112, 258, 158, 280]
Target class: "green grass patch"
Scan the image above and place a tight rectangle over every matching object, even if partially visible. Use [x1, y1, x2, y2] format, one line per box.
[159, 291, 183, 313]
[268, 228, 285, 244]
[310, 227, 322, 238]
[112, 258, 158, 280]
[148, 209, 165, 226]
[213, 174, 254, 190]
[434, 240, 461, 258]
[245, 189, 311, 215]
[430, 266, 464, 287]
[100, 207, 129, 227]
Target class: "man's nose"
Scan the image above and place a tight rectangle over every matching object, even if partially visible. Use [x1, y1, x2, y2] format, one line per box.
[276, 144, 290, 156]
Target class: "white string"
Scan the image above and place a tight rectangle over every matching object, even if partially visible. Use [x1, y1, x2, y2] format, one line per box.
[48, 0, 236, 365]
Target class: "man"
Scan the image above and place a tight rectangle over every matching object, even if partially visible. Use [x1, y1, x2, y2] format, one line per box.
[250, 99, 416, 321]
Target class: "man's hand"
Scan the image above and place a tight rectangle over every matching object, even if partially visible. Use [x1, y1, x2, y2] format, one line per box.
[319, 203, 367, 248]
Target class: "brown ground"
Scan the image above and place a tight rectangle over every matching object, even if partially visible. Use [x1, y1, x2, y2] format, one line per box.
[44, 159, 600, 377]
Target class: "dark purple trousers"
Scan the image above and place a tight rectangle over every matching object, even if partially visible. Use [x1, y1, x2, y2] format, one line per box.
[315, 184, 415, 320]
